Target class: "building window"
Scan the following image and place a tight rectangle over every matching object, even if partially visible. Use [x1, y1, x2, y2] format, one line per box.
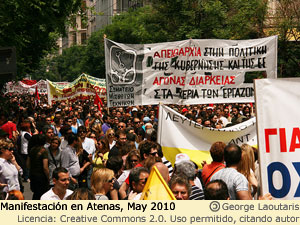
[81, 33, 87, 44]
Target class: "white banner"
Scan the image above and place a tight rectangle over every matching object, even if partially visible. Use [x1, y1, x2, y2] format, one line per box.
[255, 78, 300, 200]
[5, 80, 48, 94]
[105, 36, 277, 107]
[158, 104, 257, 167]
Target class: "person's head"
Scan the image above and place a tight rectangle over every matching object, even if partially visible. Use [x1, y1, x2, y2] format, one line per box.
[43, 126, 54, 140]
[20, 121, 31, 131]
[116, 130, 127, 145]
[105, 128, 115, 140]
[204, 179, 230, 200]
[174, 161, 195, 181]
[117, 122, 126, 131]
[67, 133, 79, 147]
[169, 174, 191, 200]
[195, 117, 202, 125]
[129, 167, 149, 193]
[125, 150, 141, 169]
[65, 117, 73, 126]
[50, 136, 61, 150]
[0, 139, 14, 160]
[144, 156, 162, 171]
[223, 108, 230, 117]
[66, 188, 95, 200]
[126, 132, 137, 143]
[133, 117, 141, 128]
[45, 116, 52, 125]
[210, 141, 226, 162]
[237, 144, 255, 179]
[232, 106, 240, 117]
[60, 125, 72, 137]
[153, 162, 170, 182]
[106, 155, 123, 176]
[202, 119, 211, 127]
[139, 140, 159, 161]
[52, 167, 70, 193]
[224, 143, 242, 167]
[77, 126, 87, 139]
[91, 168, 115, 195]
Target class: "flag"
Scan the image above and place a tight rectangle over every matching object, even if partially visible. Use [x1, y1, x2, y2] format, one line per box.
[94, 91, 103, 114]
[34, 85, 40, 107]
[158, 104, 257, 168]
[140, 166, 176, 200]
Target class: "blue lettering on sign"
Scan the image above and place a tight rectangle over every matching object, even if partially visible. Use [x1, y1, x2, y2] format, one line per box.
[292, 162, 300, 197]
[267, 162, 300, 198]
[267, 162, 290, 198]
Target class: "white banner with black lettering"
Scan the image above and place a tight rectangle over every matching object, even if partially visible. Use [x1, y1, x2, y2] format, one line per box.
[105, 36, 277, 107]
[255, 78, 300, 200]
[158, 104, 257, 167]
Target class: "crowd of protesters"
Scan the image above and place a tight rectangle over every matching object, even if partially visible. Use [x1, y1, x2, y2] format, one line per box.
[0, 93, 271, 200]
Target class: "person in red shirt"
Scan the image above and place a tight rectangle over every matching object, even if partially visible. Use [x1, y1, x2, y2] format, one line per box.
[0, 114, 18, 141]
[202, 141, 226, 185]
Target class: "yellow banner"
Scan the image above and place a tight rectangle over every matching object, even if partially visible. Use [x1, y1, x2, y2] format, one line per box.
[47, 73, 106, 105]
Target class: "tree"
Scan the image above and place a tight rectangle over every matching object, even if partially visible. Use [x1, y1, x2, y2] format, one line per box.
[0, 0, 82, 78]
[33, 0, 271, 81]
[269, 0, 300, 77]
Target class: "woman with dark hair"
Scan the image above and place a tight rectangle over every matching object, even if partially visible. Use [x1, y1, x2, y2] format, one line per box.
[46, 137, 62, 186]
[27, 134, 49, 200]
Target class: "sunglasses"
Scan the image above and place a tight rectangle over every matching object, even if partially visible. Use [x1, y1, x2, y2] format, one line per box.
[90, 136, 96, 138]
[5, 147, 14, 151]
[149, 152, 158, 156]
[134, 121, 140, 124]
[107, 178, 115, 183]
[108, 133, 115, 137]
[118, 126, 124, 128]
[130, 159, 138, 163]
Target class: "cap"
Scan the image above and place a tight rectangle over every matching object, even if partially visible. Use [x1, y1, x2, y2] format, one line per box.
[175, 153, 190, 165]
[143, 116, 150, 122]
[182, 108, 188, 113]
[132, 107, 138, 112]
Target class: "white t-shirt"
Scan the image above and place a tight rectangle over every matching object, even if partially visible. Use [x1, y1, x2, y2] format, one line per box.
[40, 188, 73, 200]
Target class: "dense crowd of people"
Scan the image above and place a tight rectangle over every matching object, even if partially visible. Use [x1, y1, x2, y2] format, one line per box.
[0, 93, 270, 200]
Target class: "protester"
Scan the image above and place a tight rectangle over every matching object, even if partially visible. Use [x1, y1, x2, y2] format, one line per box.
[126, 167, 149, 200]
[40, 167, 73, 200]
[202, 141, 226, 185]
[91, 168, 115, 200]
[46, 136, 62, 186]
[210, 143, 252, 200]
[204, 179, 230, 200]
[27, 134, 49, 199]
[60, 133, 80, 190]
[0, 139, 21, 192]
[169, 174, 191, 200]
[238, 143, 258, 198]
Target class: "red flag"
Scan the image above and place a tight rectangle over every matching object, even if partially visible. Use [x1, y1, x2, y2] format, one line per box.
[35, 86, 40, 100]
[34, 85, 40, 108]
[94, 92, 103, 114]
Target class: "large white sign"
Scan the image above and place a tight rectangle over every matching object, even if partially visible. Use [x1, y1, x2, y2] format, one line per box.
[158, 104, 257, 167]
[255, 78, 300, 199]
[105, 36, 277, 107]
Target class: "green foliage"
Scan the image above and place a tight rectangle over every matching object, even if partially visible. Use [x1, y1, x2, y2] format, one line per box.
[31, 0, 299, 81]
[0, 0, 82, 79]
